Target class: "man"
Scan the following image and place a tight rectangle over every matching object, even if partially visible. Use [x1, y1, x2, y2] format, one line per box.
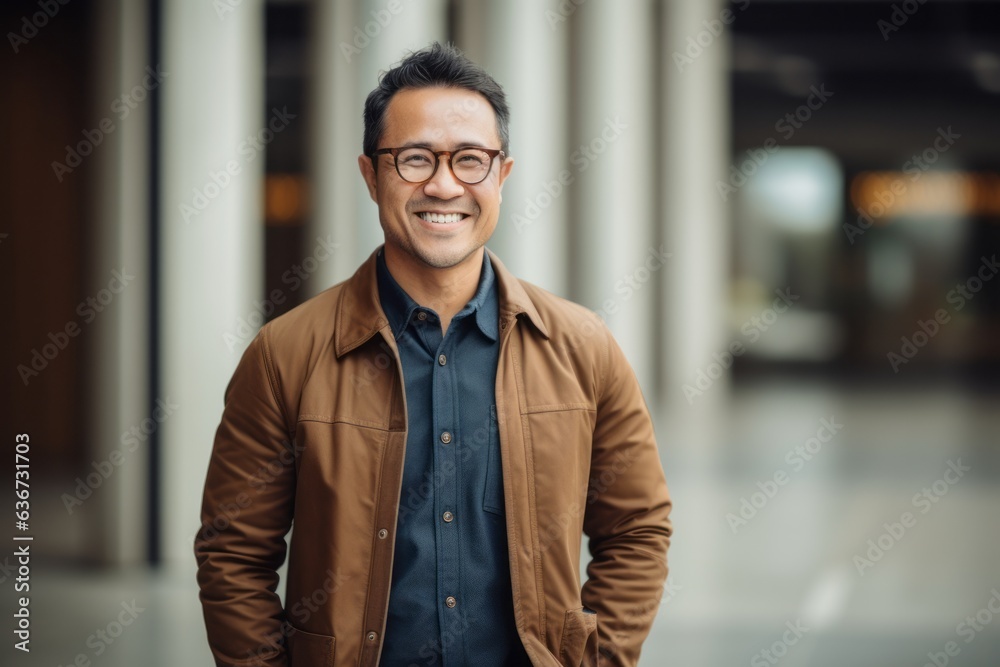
[195, 42, 672, 667]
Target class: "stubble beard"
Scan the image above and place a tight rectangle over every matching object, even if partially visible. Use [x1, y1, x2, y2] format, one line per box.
[383, 211, 489, 270]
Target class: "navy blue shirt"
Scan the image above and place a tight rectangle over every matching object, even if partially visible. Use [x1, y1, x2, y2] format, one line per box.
[376, 247, 531, 666]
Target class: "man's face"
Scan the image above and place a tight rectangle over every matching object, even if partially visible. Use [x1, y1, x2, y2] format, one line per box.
[359, 86, 514, 271]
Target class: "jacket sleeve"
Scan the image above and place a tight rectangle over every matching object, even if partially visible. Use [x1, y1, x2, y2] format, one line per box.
[580, 322, 673, 667]
[194, 326, 296, 667]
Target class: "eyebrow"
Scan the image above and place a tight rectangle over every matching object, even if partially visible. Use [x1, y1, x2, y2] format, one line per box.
[397, 140, 490, 150]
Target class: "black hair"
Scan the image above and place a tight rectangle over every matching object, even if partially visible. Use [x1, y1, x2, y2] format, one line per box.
[362, 42, 510, 158]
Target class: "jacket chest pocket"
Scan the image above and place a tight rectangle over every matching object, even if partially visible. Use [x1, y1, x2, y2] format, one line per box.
[483, 404, 505, 516]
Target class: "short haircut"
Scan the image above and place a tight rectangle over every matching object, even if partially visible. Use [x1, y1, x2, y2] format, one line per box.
[362, 42, 510, 159]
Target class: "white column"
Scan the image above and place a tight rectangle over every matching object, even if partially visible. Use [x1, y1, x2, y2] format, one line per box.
[80, 0, 151, 565]
[574, 0, 657, 392]
[307, 0, 448, 293]
[455, 0, 569, 296]
[160, 0, 265, 566]
[659, 0, 731, 455]
[645, 7, 732, 659]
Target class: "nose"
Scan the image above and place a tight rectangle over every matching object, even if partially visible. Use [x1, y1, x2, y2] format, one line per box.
[422, 154, 466, 200]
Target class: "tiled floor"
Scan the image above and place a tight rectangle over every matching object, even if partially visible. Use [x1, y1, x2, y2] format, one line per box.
[644, 380, 1000, 666]
[5, 381, 999, 666]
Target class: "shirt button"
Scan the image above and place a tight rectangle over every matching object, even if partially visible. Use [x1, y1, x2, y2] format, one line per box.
[377, 528, 388, 539]
[442, 511, 454, 523]
[438, 354, 447, 366]
[445, 596, 457, 608]
[367, 631, 378, 642]
[417, 311, 428, 321]
[440, 431, 452, 444]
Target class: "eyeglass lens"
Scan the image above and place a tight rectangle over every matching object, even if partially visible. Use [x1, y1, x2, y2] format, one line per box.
[395, 147, 493, 184]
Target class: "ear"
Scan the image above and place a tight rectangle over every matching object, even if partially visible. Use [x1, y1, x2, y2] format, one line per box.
[358, 154, 378, 202]
[497, 155, 514, 204]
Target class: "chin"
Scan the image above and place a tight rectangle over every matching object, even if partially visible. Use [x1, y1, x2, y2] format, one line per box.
[413, 242, 482, 270]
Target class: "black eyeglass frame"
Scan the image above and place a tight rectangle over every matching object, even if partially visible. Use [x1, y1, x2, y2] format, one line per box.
[370, 146, 506, 185]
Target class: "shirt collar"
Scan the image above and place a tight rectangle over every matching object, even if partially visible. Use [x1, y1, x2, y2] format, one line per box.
[375, 247, 499, 342]
[470, 251, 500, 341]
[335, 245, 548, 360]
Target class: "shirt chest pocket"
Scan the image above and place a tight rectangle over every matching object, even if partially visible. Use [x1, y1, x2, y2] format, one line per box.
[483, 404, 504, 516]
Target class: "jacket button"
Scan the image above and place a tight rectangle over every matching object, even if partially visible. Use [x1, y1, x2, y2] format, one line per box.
[367, 631, 378, 642]
[378, 528, 388, 539]
[417, 311, 428, 321]
[438, 354, 447, 366]
[445, 596, 457, 608]
[440, 431, 452, 444]
[442, 511, 454, 523]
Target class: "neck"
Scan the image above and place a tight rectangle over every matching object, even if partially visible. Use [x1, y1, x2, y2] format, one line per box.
[382, 244, 483, 327]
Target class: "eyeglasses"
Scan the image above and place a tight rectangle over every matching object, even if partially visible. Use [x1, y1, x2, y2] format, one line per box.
[371, 146, 505, 185]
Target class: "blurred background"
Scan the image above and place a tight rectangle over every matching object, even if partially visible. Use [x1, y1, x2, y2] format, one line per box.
[2, 0, 1000, 665]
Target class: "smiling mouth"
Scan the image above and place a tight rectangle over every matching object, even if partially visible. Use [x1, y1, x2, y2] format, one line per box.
[417, 212, 470, 224]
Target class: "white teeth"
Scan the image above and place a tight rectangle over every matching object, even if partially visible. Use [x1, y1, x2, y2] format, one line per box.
[419, 212, 465, 224]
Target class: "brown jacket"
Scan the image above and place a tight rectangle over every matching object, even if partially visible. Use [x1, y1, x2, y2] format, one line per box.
[194, 245, 673, 667]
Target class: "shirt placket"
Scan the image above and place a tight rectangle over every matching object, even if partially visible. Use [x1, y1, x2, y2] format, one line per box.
[429, 320, 463, 666]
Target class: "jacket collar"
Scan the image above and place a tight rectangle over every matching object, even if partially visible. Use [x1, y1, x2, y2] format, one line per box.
[335, 244, 550, 358]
